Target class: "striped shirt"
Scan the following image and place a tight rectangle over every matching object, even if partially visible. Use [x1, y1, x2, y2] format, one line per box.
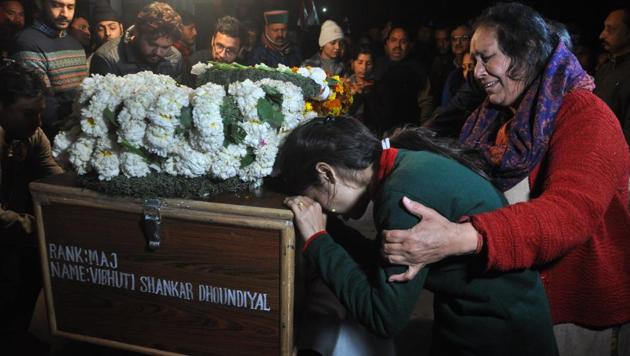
[12, 20, 87, 99]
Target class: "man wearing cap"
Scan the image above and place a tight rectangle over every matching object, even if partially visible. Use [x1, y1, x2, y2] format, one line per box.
[247, 9, 301, 67]
[302, 20, 345, 75]
[90, 1, 184, 82]
[92, 0, 123, 48]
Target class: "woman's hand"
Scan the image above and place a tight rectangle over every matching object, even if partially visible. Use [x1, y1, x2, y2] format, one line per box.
[284, 196, 327, 241]
[382, 197, 480, 282]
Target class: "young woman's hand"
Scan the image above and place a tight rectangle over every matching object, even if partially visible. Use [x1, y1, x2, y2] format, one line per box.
[284, 195, 327, 241]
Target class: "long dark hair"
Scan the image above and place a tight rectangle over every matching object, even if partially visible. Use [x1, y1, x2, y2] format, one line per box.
[275, 117, 492, 194]
[275, 116, 381, 194]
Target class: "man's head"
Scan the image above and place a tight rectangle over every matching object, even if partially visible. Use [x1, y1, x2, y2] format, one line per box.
[92, 0, 123, 45]
[451, 25, 471, 58]
[39, 0, 75, 30]
[385, 27, 410, 62]
[263, 10, 288, 45]
[434, 26, 451, 55]
[0, 1, 25, 30]
[134, 1, 182, 64]
[599, 7, 630, 56]
[179, 11, 198, 47]
[69, 15, 90, 47]
[0, 59, 47, 140]
[211, 15, 241, 63]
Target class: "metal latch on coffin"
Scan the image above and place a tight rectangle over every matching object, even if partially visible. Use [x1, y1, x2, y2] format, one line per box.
[143, 198, 162, 251]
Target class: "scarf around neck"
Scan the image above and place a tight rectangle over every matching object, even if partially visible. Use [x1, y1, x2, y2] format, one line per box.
[459, 43, 595, 191]
[261, 32, 291, 56]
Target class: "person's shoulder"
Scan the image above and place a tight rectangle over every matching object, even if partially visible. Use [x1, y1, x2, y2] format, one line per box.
[387, 150, 503, 207]
[302, 52, 320, 66]
[189, 49, 210, 64]
[13, 27, 45, 50]
[558, 89, 623, 134]
[167, 45, 182, 62]
[29, 127, 52, 147]
[93, 37, 122, 59]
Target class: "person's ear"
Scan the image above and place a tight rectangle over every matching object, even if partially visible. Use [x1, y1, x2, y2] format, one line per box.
[315, 162, 337, 185]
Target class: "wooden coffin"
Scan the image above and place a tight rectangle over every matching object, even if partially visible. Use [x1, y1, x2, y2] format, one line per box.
[29, 173, 296, 356]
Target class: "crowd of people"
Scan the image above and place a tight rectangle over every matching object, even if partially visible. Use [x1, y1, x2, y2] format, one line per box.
[0, 0, 629, 355]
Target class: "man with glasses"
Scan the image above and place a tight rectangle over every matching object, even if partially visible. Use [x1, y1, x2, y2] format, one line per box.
[189, 15, 241, 66]
[441, 25, 471, 105]
[450, 25, 471, 70]
[90, 1, 184, 82]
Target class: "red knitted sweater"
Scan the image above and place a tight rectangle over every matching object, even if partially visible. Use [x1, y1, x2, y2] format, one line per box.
[471, 90, 630, 328]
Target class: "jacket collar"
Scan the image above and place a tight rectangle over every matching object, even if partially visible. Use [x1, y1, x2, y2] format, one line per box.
[33, 20, 66, 38]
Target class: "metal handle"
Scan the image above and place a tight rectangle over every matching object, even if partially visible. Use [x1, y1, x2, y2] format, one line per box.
[143, 198, 162, 251]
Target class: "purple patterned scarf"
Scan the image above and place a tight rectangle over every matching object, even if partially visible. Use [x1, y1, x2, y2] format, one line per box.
[459, 43, 595, 191]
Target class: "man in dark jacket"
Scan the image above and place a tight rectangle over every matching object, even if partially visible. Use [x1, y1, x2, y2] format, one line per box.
[367, 27, 433, 136]
[595, 7, 630, 146]
[90, 1, 184, 82]
[247, 9, 301, 67]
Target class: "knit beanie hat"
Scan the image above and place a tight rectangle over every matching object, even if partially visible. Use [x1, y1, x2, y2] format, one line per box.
[319, 20, 343, 47]
[93, 0, 121, 24]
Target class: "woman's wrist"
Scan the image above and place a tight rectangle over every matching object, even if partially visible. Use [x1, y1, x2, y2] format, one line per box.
[303, 230, 327, 253]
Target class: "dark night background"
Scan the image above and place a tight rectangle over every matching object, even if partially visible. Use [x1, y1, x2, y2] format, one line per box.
[20, 0, 625, 51]
[309, 0, 624, 48]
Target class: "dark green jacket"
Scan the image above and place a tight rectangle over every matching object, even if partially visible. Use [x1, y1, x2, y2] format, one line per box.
[304, 149, 557, 355]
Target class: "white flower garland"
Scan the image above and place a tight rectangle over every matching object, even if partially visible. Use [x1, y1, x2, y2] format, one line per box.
[55, 67, 330, 187]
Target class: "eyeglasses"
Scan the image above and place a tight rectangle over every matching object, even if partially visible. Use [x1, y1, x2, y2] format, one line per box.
[213, 42, 237, 57]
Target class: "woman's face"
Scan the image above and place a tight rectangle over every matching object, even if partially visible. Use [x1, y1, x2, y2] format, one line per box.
[303, 166, 372, 220]
[470, 26, 528, 107]
[352, 53, 373, 80]
[321, 39, 343, 60]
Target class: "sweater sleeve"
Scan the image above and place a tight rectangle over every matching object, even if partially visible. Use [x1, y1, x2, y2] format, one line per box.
[12, 39, 51, 88]
[32, 128, 64, 177]
[472, 90, 630, 270]
[303, 190, 428, 338]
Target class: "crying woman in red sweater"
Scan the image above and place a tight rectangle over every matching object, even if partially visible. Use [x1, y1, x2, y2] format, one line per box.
[382, 3, 630, 355]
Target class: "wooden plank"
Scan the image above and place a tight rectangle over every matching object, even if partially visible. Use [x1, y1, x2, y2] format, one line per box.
[32, 174, 296, 355]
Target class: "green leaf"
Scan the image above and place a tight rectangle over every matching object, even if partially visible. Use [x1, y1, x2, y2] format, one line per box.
[220, 96, 244, 145]
[120, 140, 159, 164]
[240, 147, 256, 168]
[103, 107, 118, 128]
[227, 123, 246, 145]
[178, 106, 193, 130]
[261, 85, 284, 106]
[257, 98, 284, 129]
